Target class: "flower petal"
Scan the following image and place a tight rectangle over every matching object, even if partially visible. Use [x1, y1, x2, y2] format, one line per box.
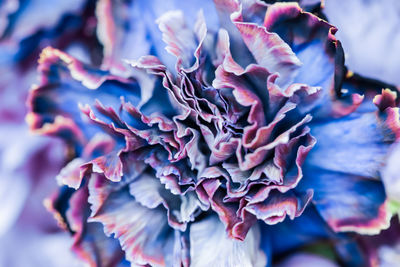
[135, 0, 218, 70]
[264, 2, 362, 118]
[89, 189, 175, 267]
[306, 112, 394, 178]
[96, 0, 151, 70]
[189, 216, 267, 267]
[66, 186, 125, 266]
[261, 206, 331, 255]
[156, 9, 207, 72]
[263, 2, 335, 89]
[234, 22, 301, 88]
[297, 166, 390, 235]
[245, 189, 313, 225]
[27, 47, 139, 150]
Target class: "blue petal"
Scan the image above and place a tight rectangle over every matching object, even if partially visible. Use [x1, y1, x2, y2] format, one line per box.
[260, 206, 330, 255]
[27, 48, 142, 152]
[307, 112, 391, 178]
[297, 166, 389, 234]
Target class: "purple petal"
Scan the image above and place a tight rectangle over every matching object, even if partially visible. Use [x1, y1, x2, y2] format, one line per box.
[245, 190, 313, 225]
[56, 158, 85, 190]
[234, 22, 301, 88]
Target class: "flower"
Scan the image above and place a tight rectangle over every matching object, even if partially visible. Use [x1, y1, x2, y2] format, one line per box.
[27, 0, 400, 266]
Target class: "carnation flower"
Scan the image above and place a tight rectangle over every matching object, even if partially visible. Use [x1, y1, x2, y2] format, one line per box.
[26, 0, 400, 266]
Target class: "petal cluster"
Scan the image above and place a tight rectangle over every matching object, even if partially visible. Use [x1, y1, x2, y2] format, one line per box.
[25, 0, 400, 266]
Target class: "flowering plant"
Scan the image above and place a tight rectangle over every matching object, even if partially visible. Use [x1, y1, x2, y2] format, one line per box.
[24, 0, 400, 266]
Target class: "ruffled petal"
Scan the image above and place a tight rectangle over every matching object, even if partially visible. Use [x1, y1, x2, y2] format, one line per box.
[129, 172, 204, 231]
[56, 158, 85, 189]
[26, 47, 139, 151]
[213, 0, 256, 68]
[43, 182, 126, 267]
[66, 186, 125, 267]
[263, 2, 336, 90]
[233, 22, 301, 88]
[156, 9, 207, 72]
[264, 2, 363, 118]
[135, 0, 219, 71]
[189, 216, 267, 267]
[244, 189, 313, 225]
[89, 188, 175, 267]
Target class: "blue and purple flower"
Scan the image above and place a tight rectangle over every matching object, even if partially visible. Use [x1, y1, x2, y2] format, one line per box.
[25, 0, 400, 266]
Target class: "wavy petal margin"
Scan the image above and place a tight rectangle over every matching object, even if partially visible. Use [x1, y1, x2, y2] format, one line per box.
[189, 216, 267, 267]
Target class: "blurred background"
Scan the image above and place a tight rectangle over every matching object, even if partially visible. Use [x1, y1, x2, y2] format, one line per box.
[0, 0, 399, 266]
